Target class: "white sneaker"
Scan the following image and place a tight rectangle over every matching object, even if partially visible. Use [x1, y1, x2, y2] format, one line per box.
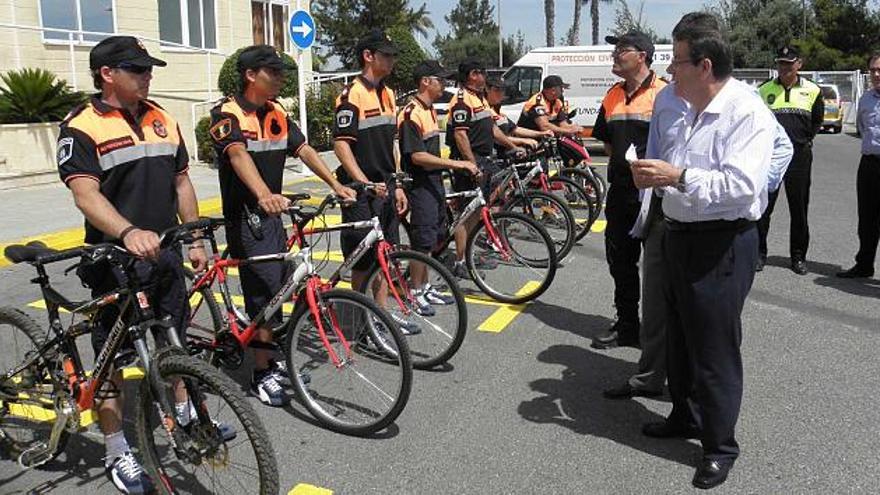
[421, 284, 455, 305]
[105, 451, 154, 494]
[251, 368, 288, 407]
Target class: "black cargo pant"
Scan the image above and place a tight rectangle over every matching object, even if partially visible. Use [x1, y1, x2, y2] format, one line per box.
[758, 143, 812, 261]
[604, 185, 641, 329]
[854, 154, 880, 269]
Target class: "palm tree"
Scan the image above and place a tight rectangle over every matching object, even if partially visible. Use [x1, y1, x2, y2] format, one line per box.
[544, 0, 555, 47]
[566, 0, 583, 44]
[590, 0, 613, 45]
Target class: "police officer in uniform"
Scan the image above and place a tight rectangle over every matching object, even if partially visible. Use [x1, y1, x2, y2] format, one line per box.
[517, 75, 583, 135]
[209, 45, 355, 406]
[591, 31, 667, 350]
[757, 46, 823, 275]
[56, 36, 207, 494]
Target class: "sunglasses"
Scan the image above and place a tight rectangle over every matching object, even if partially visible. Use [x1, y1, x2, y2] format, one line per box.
[114, 63, 152, 74]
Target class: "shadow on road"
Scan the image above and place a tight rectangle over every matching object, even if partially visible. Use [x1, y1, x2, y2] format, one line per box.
[518, 344, 699, 467]
[525, 300, 613, 342]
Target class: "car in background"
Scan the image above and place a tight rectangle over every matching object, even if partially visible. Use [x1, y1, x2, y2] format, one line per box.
[819, 83, 843, 134]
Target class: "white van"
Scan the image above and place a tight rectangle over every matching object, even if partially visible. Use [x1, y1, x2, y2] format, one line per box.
[500, 45, 673, 132]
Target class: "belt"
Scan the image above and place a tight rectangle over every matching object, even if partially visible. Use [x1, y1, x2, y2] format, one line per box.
[664, 217, 754, 233]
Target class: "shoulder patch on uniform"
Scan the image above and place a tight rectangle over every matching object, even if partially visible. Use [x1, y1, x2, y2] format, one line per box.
[336, 109, 354, 128]
[152, 119, 168, 138]
[209, 118, 232, 142]
[452, 108, 468, 124]
[766, 93, 776, 105]
[57, 137, 74, 165]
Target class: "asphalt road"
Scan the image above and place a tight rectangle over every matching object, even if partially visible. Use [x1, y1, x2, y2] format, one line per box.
[1, 131, 878, 494]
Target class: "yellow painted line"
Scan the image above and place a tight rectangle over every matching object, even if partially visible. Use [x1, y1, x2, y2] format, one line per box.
[477, 281, 541, 333]
[289, 484, 333, 495]
[591, 219, 607, 233]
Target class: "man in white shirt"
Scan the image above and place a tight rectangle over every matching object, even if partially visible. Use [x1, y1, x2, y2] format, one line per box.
[630, 16, 777, 489]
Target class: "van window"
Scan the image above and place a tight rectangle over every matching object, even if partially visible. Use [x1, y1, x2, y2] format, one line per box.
[503, 66, 542, 105]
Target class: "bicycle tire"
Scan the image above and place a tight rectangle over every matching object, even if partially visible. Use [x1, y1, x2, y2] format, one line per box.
[559, 167, 604, 220]
[136, 348, 279, 495]
[466, 211, 558, 304]
[547, 176, 598, 241]
[362, 250, 468, 369]
[503, 190, 576, 261]
[0, 307, 68, 468]
[284, 288, 412, 436]
[183, 268, 228, 367]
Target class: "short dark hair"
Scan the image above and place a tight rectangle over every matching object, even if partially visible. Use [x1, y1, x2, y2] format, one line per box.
[672, 17, 732, 79]
[869, 52, 880, 67]
[92, 69, 103, 90]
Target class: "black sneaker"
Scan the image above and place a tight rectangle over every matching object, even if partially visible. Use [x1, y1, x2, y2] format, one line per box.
[836, 265, 874, 278]
[105, 451, 154, 494]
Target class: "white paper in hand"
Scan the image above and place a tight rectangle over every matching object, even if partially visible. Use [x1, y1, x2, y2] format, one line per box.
[625, 144, 638, 164]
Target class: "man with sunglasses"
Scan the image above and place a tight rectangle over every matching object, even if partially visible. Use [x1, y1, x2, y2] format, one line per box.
[56, 35, 207, 494]
[591, 31, 667, 351]
[517, 75, 583, 136]
[209, 45, 356, 407]
[485, 76, 554, 154]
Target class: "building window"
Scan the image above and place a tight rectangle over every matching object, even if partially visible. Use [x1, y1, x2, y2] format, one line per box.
[251, 1, 287, 51]
[40, 0, 116, 43]
[158, 0, 217, 49]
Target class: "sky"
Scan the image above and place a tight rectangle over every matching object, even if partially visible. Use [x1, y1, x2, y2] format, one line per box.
[414, 0, 706, 57]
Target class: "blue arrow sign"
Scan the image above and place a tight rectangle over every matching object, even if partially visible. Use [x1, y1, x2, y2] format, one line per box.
[289, 10, 315, 50]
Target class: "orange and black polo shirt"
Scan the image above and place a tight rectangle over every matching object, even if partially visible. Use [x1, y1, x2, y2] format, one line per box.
[399, 96, 442, 194]
[592, 71, 667, 190]
[446, 86, 495, 158]
[517, 91, 565, 131]
[332, 75, 397, 183]
[209, 95, 306, 219]
[57, 95, 189, 244]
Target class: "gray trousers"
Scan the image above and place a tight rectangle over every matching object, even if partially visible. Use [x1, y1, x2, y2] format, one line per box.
[628, 216, 667, 392]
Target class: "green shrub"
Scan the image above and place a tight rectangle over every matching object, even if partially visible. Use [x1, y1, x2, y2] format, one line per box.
[194, 115, 215, 165]
[218, 47, 299, 97]
[384, 25, 427, 94]
[0, 68, 87, 124]
[288, 83, 342, 152]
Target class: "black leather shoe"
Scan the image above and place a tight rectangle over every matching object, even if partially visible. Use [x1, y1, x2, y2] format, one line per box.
[692, 458, 734, 489]
[836, 265, 874, 279]
[755, 255, 765, 272]
[591, 320, 640, 350]
[603, 383, 663, 400]
[641, 420, 700, 439]
[791, 259, 808, 275]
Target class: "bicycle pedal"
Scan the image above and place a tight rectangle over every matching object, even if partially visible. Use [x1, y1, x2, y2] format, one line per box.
[18, 441, 53, 468]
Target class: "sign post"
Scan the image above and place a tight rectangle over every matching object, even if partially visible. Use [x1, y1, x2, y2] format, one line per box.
[289, 4, 315, 140]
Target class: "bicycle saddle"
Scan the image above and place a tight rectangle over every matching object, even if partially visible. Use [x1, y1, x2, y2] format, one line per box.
[4, 241, 57, 264]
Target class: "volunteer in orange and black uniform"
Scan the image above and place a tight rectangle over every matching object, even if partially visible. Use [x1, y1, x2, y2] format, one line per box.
[445, 58, 523, 278]
[209, 45, 355, 407]
[56, 36, 206, 494]
[517, 75, 583, 135]
[333, 30, 407, 305]
[591, 31, 667, 350]
[399, 60, 480, 307]
[485, 76, 553, 154]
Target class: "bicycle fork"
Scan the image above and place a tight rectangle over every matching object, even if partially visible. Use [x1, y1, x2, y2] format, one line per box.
[305, 277, 353, 368]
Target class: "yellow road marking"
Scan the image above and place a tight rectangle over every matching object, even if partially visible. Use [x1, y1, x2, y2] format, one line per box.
[289, 484, 333, 495]
[477, 281, 542, 333]
[591, 219, 607, 233]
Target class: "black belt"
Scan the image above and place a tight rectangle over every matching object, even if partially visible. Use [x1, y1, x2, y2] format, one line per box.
[664, 217, 754, 233]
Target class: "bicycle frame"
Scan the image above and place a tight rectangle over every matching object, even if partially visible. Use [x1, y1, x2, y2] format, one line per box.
[435, 187, 512, 263]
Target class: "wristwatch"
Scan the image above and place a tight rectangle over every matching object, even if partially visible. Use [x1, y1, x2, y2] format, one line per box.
[675, 168, 687, 192]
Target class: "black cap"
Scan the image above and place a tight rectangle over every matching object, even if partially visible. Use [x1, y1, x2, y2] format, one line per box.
[89, 36, 166, 70]
[355, 29, 400, 57]
[413, 60, 455, 81]
[775, 46, 800, 62]
[486, 75, 505, 89]
[237, 45, 296, 73]
[542, 75, 570, 90]
[605, 31, 655, 62]
[458, 58, 486, 77]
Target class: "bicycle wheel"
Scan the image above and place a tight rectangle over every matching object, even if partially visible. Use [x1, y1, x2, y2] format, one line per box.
[548, 176, 597, 241]
[183, 268, 231, 368]
[559, 167, 604, 220]
[466, 211, 557, 304]
[362, 250, 467, 369]
[136, 348, 279, 495]
[503, 190, 576, 261]
[0, 307, 69, 468]
[284, 289, 412, 436]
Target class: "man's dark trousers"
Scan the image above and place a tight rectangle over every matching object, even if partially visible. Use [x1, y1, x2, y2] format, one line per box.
[662, 222, 758, 462]
[604, 185, 642, 333]
[855, 154, 880, 269]
[758, 144, 812, 260]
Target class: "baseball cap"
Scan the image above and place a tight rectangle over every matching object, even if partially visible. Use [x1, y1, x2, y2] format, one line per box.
[605, 31, 655, 62]
[486, 75, 505, 89]
[542, 75, 570, 90]
[355, 29, 400, 57]
[775, 46, 800, 62]
[89, 36, 166, 69]
[237, 45, 296, 73]
[412, 60, 455, 80]
[458, 58, 486, 77]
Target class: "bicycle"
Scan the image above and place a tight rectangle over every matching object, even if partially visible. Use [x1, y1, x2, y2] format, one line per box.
[183, 200, 413, 437]
[545, 135, 607, 218]
[0, 223, 278, 494]
[404, 181, 558, 304]
[286, 184, 468, 370]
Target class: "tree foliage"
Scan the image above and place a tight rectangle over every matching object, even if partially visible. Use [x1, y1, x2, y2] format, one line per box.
[0, 68, 87, 124]
[435, 0, 529, 68]
[217, 47, 298, 97]
[612, 0, 668, 44]
[312, 0, 432, 68]
[384, 24, 428, 94]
